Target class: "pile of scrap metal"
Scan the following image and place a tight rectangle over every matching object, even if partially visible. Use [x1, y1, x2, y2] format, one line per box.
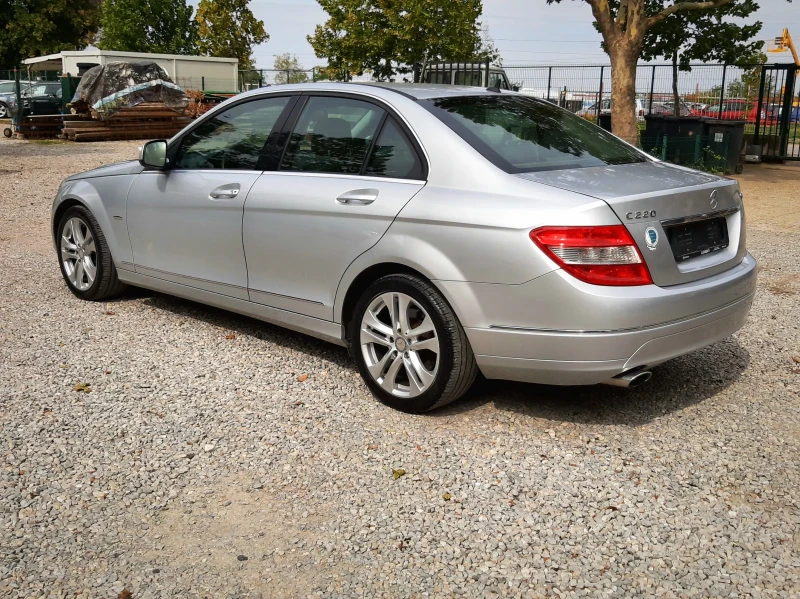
[62, 61, 191, 142]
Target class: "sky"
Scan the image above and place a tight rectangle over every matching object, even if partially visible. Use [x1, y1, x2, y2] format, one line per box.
[238, 0, 799, 70]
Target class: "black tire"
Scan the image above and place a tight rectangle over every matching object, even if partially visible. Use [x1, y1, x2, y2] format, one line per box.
[57, 205, 127, 301]
[0, 102, 8, 119]
[351, 273, 478, 413]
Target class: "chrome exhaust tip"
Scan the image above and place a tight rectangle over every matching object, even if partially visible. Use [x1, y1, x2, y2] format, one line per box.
[602, 369, 652, 388]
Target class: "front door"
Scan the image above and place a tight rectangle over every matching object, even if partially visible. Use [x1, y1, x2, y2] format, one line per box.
[243, 94, 427, 320]
[126, 95, 295, 300]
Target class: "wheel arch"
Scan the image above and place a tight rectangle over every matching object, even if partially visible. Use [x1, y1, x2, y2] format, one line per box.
[336, 260, 482, 348]
[53, 177, 137, 269]
[339, 262, 423, 341]
[52, 197, 88, 244]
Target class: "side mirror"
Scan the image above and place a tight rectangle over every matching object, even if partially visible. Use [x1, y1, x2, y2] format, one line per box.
[512, 85, 520, 92]
[139, 139, 168, 169]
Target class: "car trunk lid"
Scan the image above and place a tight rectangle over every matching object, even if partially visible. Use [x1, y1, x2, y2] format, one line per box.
[517, 161, 746, 287]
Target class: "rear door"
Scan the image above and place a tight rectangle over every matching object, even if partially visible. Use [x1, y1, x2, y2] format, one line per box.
[242, 93, 427, 320]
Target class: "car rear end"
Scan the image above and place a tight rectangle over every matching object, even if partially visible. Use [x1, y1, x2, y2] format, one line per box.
[420, 92, 756, 386]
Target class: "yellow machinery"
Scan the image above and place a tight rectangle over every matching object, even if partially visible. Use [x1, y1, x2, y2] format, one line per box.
[767, 28, 799, 66]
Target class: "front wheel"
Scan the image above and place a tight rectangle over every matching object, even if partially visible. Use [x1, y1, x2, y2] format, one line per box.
[0, 102, 8, 119]
[57, 205, 127, 301]
[351, 274, 477, 413]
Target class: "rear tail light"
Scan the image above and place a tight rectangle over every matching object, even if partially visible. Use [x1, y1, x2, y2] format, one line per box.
[530, 225, 652, 286]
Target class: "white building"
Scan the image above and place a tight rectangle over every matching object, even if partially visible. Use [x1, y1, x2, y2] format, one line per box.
[23, 50, 239, 92]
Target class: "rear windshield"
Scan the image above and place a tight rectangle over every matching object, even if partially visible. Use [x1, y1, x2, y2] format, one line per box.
[423, 95, 647, 173]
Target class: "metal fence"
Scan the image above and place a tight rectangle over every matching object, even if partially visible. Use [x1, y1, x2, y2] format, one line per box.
[503, 63, 766, 118]
[0, 68, 60, 83]
[3, 61, 797, 160]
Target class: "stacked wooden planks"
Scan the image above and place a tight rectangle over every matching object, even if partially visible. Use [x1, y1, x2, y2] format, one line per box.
[61, 102, 192, 142]
[15, 115, 63, 140]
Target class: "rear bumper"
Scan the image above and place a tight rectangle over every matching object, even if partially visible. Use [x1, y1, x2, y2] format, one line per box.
[437, 253, 757, 385]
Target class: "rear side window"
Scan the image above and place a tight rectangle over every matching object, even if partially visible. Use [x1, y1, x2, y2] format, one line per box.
[424, 72, 450, 84]
[365, 117, 423, 179]
[281, 96, 384, 174]
[176, 96, 291, 170]
[455, 71, 482, 87]
[424, 95, 646, 173]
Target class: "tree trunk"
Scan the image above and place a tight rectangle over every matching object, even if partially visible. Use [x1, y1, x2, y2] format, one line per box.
[609, 47, 640, 145]
[672, 50, 680, 116]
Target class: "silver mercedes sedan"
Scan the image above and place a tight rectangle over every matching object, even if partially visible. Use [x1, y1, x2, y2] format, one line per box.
[52, 83, 757, 412]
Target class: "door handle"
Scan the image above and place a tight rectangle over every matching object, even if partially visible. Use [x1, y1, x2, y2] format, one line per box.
[209, 185, 240, 200]
[336, 189, 378, 205]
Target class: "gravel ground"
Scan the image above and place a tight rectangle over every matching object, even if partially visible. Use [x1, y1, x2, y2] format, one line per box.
[0, 139, 798, 599]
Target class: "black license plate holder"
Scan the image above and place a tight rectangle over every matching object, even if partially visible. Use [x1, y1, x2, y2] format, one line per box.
[664, 217, 729, 262]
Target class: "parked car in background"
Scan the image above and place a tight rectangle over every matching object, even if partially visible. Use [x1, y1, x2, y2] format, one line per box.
[687, 102, 708, 112]
[651, 100, 692, 116]
[693, 99, 778, 125]
[0, 80, 34, 118]
[693, 99, 749, 119]
[576, 98, 685, 121]
[17, 82, 62, 117]
[778, 105, 800, 123]
[52, 83, 756, 413]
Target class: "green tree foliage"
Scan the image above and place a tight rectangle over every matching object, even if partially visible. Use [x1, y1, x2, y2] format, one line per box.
[96, 0, 198, 55]
[196, 0, 269, 69]
[273, 53, 310, 84]
[639, 0, 763, 111]
[308, 0, 485, 81]
[0, 0, 101, 67]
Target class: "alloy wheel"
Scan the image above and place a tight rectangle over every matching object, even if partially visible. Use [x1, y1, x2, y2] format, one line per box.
[359, 292, 440, 398]
[60, 217, 97, 291]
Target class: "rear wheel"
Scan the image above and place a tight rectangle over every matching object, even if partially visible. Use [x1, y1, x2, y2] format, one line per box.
[0, 102, 8, 119]
[57, 205, 127, 301]
[351, 274, 477, 413]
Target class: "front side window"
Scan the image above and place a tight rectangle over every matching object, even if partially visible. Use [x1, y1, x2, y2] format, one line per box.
[175, 96, 290, 170]
[365, 118, 423, 179]
[281, 96, 384, 174]
[424, 95, 646, 173]
[0, 82, 16, 93]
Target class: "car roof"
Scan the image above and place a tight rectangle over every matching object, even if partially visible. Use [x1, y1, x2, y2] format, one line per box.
[363, 82, 512, 100]
[241, 82, 515, 102]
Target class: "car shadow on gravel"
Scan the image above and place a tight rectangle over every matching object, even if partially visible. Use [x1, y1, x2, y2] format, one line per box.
[125, 289, 353, 366]
[116, 290, 749, 427]
[438, 337, 750, 426]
